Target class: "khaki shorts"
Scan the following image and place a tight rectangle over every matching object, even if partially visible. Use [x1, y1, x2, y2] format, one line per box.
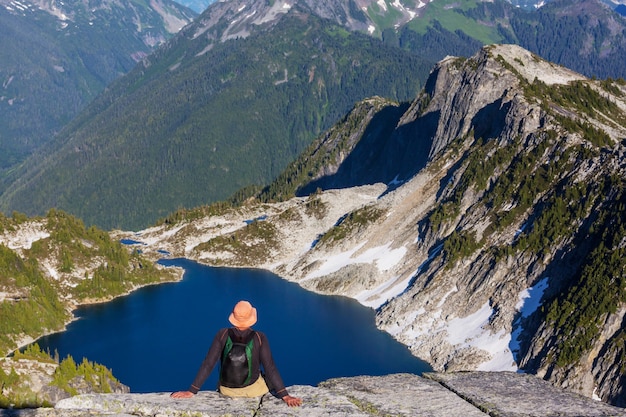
[219, 376, 269, 398]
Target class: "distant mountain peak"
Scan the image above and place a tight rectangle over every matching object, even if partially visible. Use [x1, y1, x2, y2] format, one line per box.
[480, 44, 586, 86]
[1, 0, 65, 19]
[189, 0, 431, 43]
[1, 0, 195, 34]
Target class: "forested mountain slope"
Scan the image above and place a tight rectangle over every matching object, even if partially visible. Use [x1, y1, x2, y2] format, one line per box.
[0, 0, 195, 174]
[390, 0, 626, 80]
[2, 0, 626, 231]
[0, 210, 177, 360]
[0, 210, 177, 407]
[125, 44, 626, 406]
[510, 0, 626, 79]
[0, 3, 429, 230]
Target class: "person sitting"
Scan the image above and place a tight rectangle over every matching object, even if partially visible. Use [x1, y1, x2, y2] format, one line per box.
[171, 300, 302, 407]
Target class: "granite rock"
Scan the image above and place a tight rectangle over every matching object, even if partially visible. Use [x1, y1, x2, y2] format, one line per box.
[426, 372, 626, 417]
[3, 372, 625, 417]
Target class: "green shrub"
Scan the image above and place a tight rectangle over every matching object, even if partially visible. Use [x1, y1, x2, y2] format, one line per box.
[195, 219, 279, 265]
[443, 229, 480, 267]
[13, 343, 55, 363]
[304, 195, 328, 220]
[318, 206, 385, 246]
[51, 354, 119, 396]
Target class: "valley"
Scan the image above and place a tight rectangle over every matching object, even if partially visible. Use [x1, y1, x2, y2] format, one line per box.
[0, 42, 624, 409]
[3, 0, 626, 230]
[1, 0, 626, 411]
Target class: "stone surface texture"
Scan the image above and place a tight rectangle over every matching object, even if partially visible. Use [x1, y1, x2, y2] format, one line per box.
[3, 372, 626, 417]
[427, 372, 626, 417]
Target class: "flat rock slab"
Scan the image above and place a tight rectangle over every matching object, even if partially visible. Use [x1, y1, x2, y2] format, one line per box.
[319, 374, 488, 416]
[426, 371, 626, 417]
[257, 385, 373, 417]
[3, 372, 626, 417]
[5, 373, 488, 417]
[55, 391, 261, 417]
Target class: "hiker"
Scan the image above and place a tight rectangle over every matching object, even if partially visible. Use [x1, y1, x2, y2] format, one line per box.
[170, 300, 302, 407]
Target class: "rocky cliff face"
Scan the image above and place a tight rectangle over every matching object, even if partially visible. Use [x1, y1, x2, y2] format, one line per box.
[118, 44, 626, 407]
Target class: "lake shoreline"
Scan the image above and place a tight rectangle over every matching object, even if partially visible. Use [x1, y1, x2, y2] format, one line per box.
[33, 259, 431, 392]
[6, 265, 184, 358]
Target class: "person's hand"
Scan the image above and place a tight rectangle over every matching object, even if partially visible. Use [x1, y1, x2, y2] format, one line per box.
[170, 391, 194, 399]
[282, 395, 302, 407]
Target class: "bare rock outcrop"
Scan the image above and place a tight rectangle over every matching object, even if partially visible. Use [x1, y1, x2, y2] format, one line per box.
[4, 373, 626, 417]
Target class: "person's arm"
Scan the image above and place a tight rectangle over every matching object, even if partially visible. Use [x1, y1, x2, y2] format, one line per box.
[171, 329, 227, 398]
[170, 390, 194, 398]
[258, 333, 302, 407]
[282, 395, 303, 407]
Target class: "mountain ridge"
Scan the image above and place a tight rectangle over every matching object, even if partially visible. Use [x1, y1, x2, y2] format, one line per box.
[3, 0, 626, 230]
[0, 3, 429, 230]
[0, 0, 196, 172]
[114, 44, 626, 406]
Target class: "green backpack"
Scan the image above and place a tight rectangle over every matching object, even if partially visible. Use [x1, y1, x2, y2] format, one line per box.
[219, 329, 255, 388]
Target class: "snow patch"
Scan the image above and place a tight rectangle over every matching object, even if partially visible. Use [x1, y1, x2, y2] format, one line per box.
[476, 330, 516, 371]
[447, 302, 493, 345]
[304, 242, 406, 282]
[391, 1, 403, 11]
[0, 222, 49, 251]
[251, 0, 291, 25]
[515, 277, 549, 317]
[510, 277, 550, 355]
[390, 0, 417, 19]
[385, 309, 424, 336]
[404, 309, 443, 340]
[363, 244, 443, 307]
[303, 243, 366, 280]
[446, 301, 517, 372]
[356, 274, 407, 308]
[42, 260, 60, 281]
[370, 244, 406, 272]
[593, 387, 602, 401]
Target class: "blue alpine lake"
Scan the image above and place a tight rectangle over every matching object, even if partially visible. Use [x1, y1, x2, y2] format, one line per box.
[35, 258, 431, 393]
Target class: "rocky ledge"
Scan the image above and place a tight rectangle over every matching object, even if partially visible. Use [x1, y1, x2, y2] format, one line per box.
[4, 372, 626, 417]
